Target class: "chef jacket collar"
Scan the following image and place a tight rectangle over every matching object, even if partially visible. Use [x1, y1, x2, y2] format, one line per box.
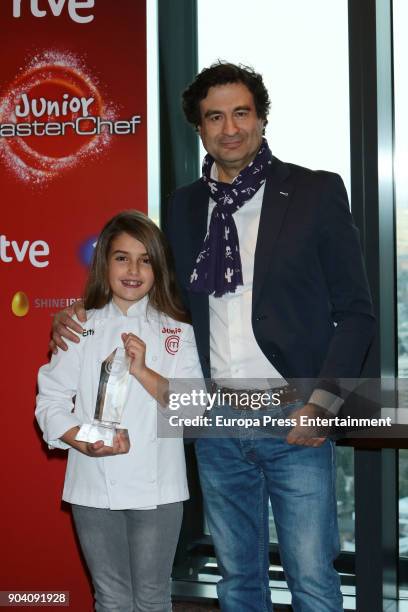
[107, 295, 150, 318]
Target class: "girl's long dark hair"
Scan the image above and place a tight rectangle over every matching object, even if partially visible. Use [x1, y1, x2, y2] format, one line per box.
[83, 210, 190, 323]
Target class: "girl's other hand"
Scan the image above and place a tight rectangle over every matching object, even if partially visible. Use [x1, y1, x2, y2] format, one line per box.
[122, 332, 146, 378]
[86, 429, 130, 457]
[61, 426, 130, 456]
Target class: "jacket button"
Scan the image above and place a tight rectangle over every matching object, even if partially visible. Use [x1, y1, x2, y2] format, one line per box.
[256, 315, 268, 321]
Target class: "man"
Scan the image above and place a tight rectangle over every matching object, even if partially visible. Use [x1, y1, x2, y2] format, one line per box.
[53, 63, 375, 611]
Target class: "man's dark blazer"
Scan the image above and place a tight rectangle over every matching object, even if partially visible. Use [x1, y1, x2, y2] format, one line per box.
[166, 156, 375, 398]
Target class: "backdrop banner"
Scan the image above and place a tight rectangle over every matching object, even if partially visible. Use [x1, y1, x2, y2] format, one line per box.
[0, 1, 147, 608]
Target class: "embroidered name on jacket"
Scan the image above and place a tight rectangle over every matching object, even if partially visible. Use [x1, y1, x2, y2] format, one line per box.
[161, 327, 181, 334]
[82, 329, 95, 337]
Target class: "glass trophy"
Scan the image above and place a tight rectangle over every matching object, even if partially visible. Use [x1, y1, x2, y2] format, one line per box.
[75, 347, 130, 447]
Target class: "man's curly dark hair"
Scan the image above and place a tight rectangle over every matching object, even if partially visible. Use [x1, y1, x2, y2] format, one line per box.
[182, 61, 271, 128]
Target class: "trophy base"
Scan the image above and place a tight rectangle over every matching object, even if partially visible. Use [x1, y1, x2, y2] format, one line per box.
[75, 423, 116, 447]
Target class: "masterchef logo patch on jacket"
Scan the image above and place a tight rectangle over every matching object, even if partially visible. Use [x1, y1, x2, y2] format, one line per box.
[162, 326, 182, 355]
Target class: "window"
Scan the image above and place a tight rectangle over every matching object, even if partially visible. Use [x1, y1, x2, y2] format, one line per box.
[198, 0, 354, 555]
[394, 0, 408, 595]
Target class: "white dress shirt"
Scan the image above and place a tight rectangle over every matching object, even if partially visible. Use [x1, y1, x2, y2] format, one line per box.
[208, 165, 284, 390]
[36, 297, 204, 509]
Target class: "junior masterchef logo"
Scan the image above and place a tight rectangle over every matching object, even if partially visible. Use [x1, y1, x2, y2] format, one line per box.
[162, 326, 181, 356]
[0, 50, 140, 185]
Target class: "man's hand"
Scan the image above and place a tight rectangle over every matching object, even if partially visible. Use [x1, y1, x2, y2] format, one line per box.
[49, 300, 87, 353]
[286, 403, 331, 447]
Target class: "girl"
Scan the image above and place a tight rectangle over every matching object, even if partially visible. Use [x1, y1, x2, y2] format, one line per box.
[36, 211, 204, 612]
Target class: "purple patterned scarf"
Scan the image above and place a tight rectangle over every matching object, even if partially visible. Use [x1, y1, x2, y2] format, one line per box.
[189, 138, 273, 297]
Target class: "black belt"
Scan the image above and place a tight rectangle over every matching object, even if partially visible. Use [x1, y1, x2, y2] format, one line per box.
[210, 382, 302, 411]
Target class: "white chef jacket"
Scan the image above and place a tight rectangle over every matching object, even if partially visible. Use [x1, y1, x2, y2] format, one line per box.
[36, 297, 204, 510]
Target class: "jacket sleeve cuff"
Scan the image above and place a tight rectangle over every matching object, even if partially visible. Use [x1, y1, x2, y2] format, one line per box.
[47, 439, 71, 450]
[308, 389, 344, 415]
[43, 413, 82, 449]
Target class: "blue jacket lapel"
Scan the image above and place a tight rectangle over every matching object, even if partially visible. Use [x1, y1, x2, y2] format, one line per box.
[253, 157, 293, 308]
[188, 180, 209, 259]
[187, 181, 211, 374]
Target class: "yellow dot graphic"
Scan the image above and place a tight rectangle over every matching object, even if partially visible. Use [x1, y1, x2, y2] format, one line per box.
[11, 291, 30, 317]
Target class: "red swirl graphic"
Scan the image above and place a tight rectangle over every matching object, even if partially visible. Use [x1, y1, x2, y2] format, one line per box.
[0, 50, 114, 185]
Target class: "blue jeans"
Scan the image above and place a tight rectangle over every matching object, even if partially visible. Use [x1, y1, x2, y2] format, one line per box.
[194, 404, 343, 612]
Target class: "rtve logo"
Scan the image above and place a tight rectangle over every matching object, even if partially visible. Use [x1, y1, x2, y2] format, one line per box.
[12, 0, 95, 24]
[0, 235, 50, 268]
